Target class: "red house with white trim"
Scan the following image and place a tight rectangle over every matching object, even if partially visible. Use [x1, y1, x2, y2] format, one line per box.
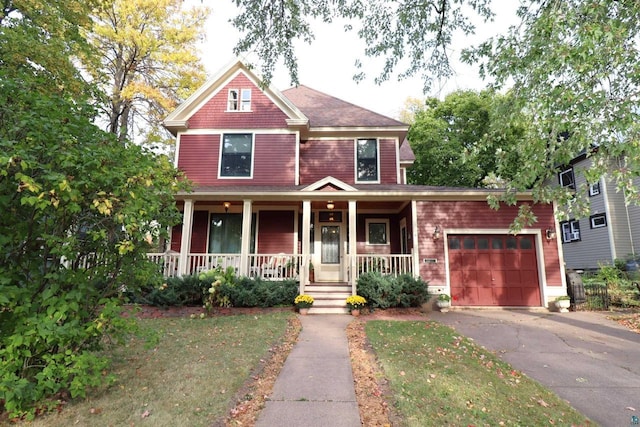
[155, 59, 567, 312]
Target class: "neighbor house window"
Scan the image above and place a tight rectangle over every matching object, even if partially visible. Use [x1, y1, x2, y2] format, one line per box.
[590, 213, 607, 229]
[559, 167, 575, 189]
[356, 139, 379, 182]
[220, 133, 253, 177]
[589, 181, 601, 196]
[366, 219, 389, 245]
[560, 220, 581, 243]
[227, 89, 251, 111]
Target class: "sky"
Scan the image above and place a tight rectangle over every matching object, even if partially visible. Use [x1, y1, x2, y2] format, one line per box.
[195, 1, 519, 120]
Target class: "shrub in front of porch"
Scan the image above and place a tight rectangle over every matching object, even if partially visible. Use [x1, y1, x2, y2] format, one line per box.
[357, 273, 429, 309]
[218, 277, 298, 308]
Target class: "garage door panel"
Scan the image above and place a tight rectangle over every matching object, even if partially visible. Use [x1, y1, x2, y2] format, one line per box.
[448, 234, 541, 307]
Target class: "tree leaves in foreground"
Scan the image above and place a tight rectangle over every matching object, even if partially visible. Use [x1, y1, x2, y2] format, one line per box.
[0, 70, 187, 419]
[406, 90, 524, 188]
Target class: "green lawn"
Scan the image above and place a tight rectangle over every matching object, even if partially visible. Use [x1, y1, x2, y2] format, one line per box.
[365, 320, 592, 426]
[20, 312, 295, 427]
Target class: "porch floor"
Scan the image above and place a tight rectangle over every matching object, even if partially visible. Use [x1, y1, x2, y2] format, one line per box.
[306, 282, 351, 314]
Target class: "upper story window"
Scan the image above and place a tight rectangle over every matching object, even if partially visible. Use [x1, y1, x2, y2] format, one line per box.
[227, 89, 251, 111]
[590, 213, 607, 229]
[558, 167, 575, 189]
[560, 219, 581, 243]
[220, 133, 253, 178]
[589, 181, 601, 196]
[356, 139, 379, 182]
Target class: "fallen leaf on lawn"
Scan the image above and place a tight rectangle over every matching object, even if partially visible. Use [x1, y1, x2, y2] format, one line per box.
[537, 399, 549, 407]
[429, 374, 436, 378]
[141, 410, 151, 418]
[400, 371, 405, 376]
[89, 407, 102, 415]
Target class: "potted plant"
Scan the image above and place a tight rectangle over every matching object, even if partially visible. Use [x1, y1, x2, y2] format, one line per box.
[294, 294, 314, 315]
[555, 295, 571, 313]
[436, 294, 451, 312]
[345, 295, 367, 316]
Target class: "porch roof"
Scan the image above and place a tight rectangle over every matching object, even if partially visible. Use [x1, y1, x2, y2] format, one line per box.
[175, 184, 533, 202]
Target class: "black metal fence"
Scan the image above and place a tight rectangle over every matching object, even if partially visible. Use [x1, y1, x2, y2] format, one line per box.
[576, 283, 609, 311]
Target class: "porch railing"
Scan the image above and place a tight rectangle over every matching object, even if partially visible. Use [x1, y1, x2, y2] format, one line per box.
[353, 254, 414, 281]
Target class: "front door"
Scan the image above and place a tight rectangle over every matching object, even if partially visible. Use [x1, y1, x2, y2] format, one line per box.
[317, 224, 343, 281]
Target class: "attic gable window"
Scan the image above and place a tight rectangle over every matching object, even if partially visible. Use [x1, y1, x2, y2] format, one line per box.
[227, 89, 251, 111]
[220, 133, 253, 178]
[356, 139, 379, 183]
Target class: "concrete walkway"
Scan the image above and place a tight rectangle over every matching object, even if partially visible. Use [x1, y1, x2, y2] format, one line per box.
[255, 314, 361, 427]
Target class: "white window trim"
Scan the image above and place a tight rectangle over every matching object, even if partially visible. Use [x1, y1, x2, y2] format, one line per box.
[227, 89, 239, 111]
[589, 181, 601, 196]
[590, 213, 607, 229]
[561, 220, 581, 243]
[218, 133, 255, 179]
[365, 218, 389, 245]
[355, 138, 380, 184]
[240, 88, 252, 111]
[559, 168, 575, 189]
[226, 88, 252, 112]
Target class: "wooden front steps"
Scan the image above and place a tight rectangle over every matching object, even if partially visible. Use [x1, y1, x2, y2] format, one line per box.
[306, 282, 351, 314]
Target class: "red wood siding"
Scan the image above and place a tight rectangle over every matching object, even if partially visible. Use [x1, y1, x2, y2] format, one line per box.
[188, 73, 289, 129]
[257, 211, 295, 253]
[379, 139, 398, 184]
[170, 210, 208, 253]
[300, 139, 353, 184]
[177, 133, 297, 186]
[415, 201, 561, 290]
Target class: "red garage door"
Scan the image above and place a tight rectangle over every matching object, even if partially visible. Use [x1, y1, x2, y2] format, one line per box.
[448, 235, 541, 306]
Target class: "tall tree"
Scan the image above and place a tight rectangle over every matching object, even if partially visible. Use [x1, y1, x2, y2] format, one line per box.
[86, 0, 210, 145]
[406, 90, 524, 188]
[231, 0, 640, 225]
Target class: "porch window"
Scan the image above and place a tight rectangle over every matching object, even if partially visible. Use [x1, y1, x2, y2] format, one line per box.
[220, 133, 253, 177]
[356, 139, 379, 182]
[560, 219, 581, 243]
[208, 213, 256, 253]
[366, 219, 389, 245]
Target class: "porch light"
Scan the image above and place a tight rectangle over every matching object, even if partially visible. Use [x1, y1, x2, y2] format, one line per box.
[223, 201, 231, 213]
[327, 200, 334, 210]
[432, 225, 441, 241]
[546, 228, 556, 240]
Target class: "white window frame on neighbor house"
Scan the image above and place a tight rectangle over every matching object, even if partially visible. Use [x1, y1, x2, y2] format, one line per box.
[589, 181, 601, 196]
[590, 213, 607, 229]
[227, 89, 252, 112]
[365, 218, 389, 245]
[560, 219, 581, 243]
[355, 138, 380, 183]
[559, 167, 575, 189]
[219, 133, 254, 178]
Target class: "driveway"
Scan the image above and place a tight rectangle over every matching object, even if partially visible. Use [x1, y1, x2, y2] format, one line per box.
[431, 310, 640, 427]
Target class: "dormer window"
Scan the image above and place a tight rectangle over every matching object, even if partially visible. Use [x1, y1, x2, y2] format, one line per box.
[227, 89, 251, 111]
[356, 139, 379, 182]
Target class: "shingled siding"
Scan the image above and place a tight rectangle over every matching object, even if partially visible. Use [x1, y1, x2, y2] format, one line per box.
[177, 133, 297, 186]
[299, 138, 399, 185]
[414, 201, 562, 288]
[257, 210, 296, 253]
[188, 73, 290, 129]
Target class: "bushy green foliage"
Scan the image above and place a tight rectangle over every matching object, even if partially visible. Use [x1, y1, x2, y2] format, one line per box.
[0, 70, 185, 418]
[132, 275, 203, 307]
[356, 272, 429, 309]
[219, 278, 298, 308]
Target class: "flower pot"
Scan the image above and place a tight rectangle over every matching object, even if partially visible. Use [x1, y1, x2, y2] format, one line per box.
[351, 309, 360, 317]
[299, 308, 309, 315]
[436, 300, 451, 313]
[555, 299, 570, 313]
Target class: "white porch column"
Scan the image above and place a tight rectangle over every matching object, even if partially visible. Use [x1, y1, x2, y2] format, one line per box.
[240, 199, 253, 277]
[301, 200, 311, 292]
[178, 199, 194, 276]
[411, 200, 420, 278]
[349, 200, 357, 295]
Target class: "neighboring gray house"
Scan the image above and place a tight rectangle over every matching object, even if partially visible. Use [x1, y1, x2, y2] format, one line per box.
[557, 153, 640, 271]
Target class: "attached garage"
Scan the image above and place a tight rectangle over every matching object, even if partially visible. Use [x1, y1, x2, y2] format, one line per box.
[447, 234, 542, 306]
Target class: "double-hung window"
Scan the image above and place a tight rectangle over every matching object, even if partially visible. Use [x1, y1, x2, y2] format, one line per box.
[227, 89, 251, 111]
[220, 133, 253, 177]
[356, 139, 379, 182]
[365, 219, 389, 245]
[560, 220, 581, 243]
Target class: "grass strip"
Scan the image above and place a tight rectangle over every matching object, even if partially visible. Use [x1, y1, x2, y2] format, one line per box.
[23, 311, 295, 427]
[365, 320, 592, 426]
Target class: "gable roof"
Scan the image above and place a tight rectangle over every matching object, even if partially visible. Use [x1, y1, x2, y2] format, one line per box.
[163, 59, 308, 135]
[282, 85, 408, 129]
